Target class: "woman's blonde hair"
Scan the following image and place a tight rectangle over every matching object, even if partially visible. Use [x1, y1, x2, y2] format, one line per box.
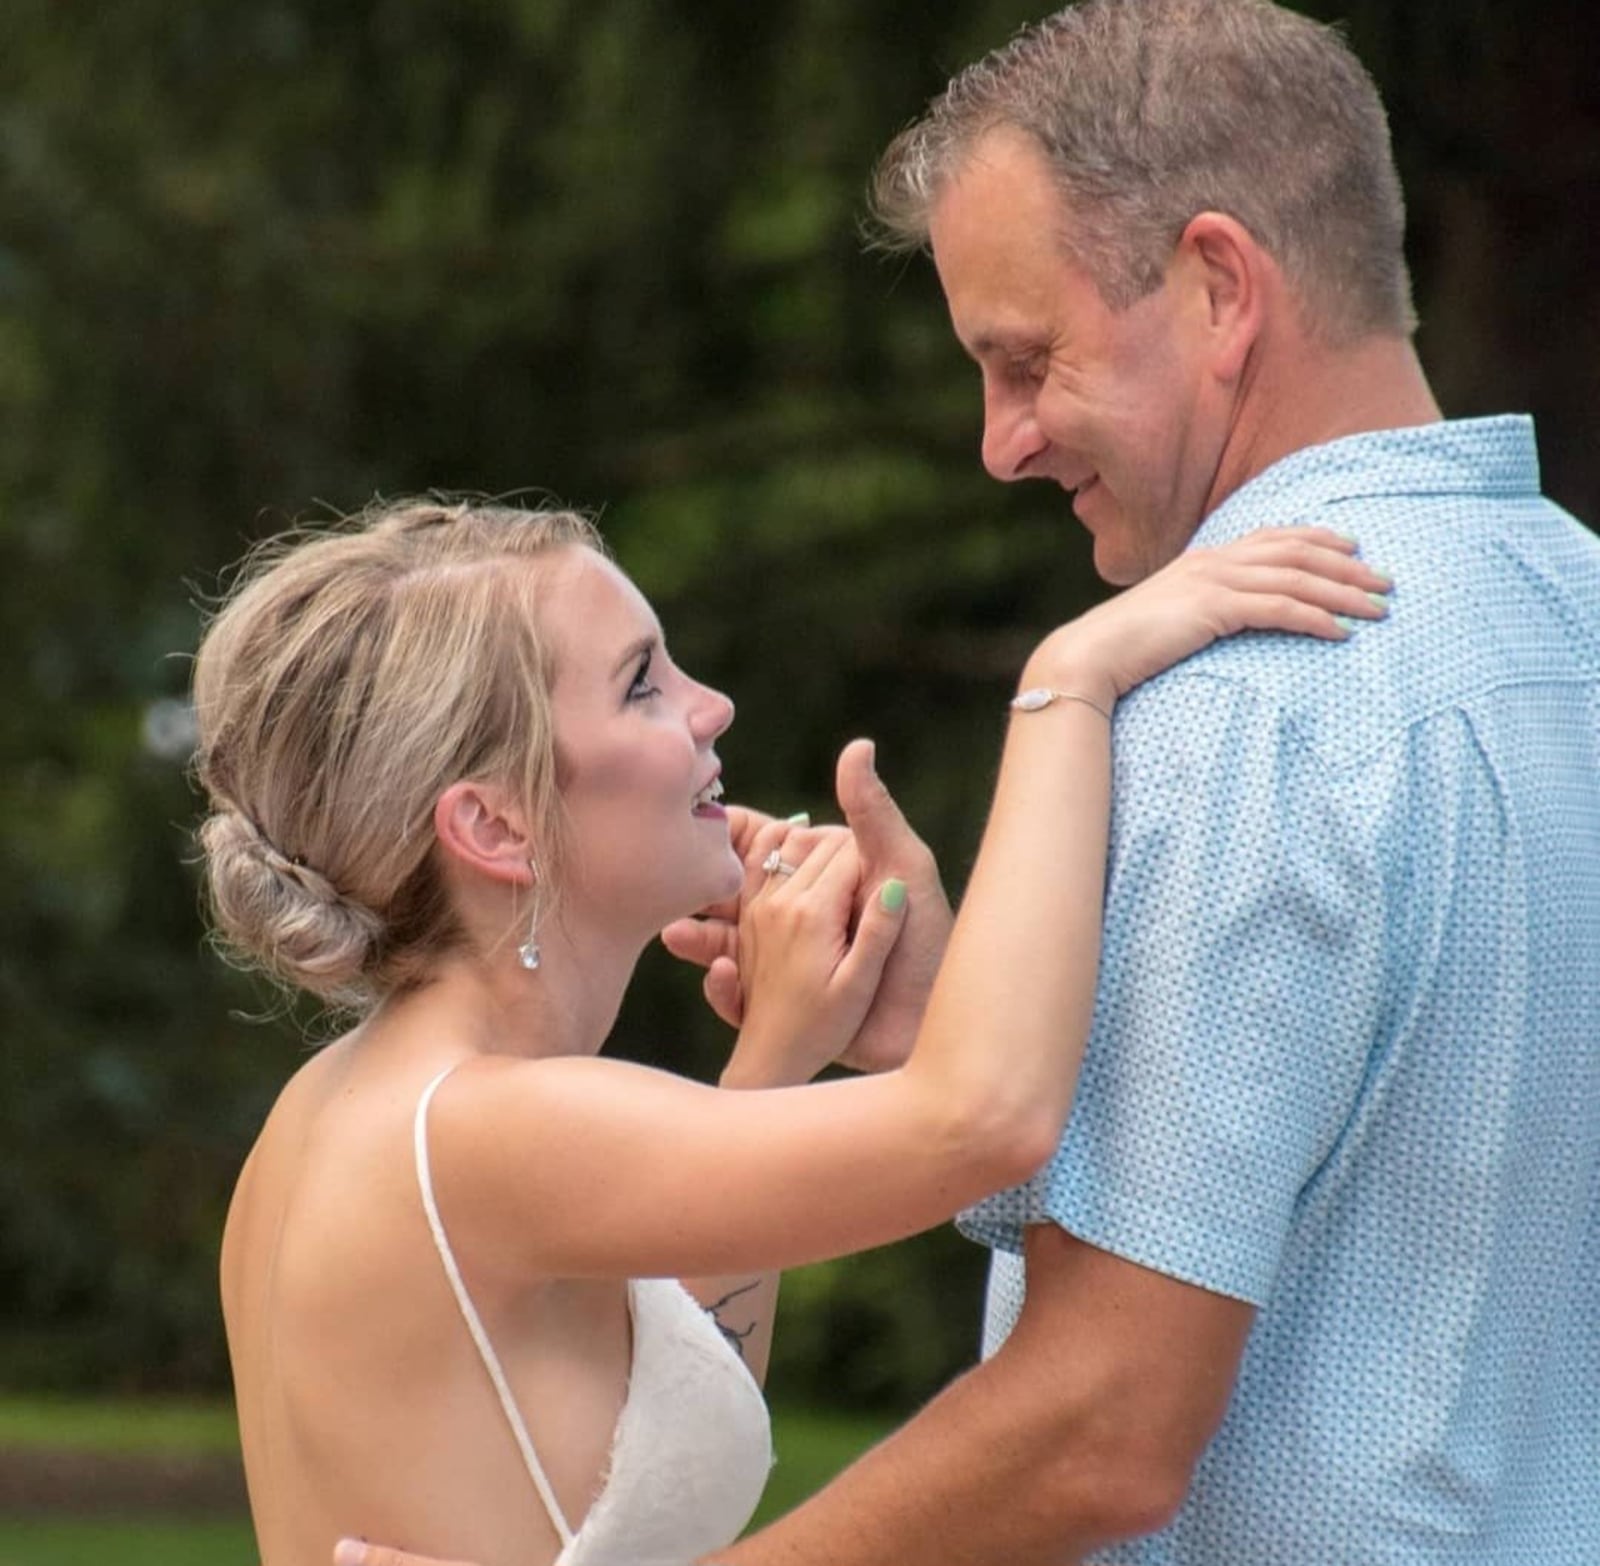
[192, 497, 604, 1012]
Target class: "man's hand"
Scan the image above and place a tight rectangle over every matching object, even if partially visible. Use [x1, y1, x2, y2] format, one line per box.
[826, 739, 952, 1071]
[661, 739, 952, 1073]
[333, 1542, 476, 1566]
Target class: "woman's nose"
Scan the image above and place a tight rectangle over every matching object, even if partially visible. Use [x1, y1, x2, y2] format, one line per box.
[693, 683, 735, 742]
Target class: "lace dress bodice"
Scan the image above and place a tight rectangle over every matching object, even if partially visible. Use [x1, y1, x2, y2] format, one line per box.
[414, 1068, 773, 1566]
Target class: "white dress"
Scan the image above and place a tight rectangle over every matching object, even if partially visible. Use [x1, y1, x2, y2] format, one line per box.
[414, 1068, 774, 1566]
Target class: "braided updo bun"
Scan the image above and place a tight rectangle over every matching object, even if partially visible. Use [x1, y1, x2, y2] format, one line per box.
[192, 499, 603, 1011]
[197, 809, 385, 1006]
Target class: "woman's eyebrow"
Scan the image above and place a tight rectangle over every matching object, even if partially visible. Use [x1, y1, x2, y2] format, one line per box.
[610, 633, 658, 681]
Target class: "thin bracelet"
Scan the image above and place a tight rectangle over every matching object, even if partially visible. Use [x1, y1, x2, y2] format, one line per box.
[1009, 687, 1114, 721]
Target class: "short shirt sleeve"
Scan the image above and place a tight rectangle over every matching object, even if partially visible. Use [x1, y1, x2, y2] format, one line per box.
[960, 671, 1387, 1307]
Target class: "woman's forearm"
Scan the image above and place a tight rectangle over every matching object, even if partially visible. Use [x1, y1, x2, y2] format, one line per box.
[896, 655, 1113, 1175]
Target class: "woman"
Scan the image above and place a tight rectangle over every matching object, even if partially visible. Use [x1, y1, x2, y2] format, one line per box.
[193, 498, 1387, 1566]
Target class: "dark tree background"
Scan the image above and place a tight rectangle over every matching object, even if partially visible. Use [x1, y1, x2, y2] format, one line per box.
[2, 0, 1596, 1407]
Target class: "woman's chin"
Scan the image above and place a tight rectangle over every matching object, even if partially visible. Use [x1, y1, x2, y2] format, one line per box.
[653, 853, 745, 932]
[711, 849, 745, 902]
[690, 851, 746, 916]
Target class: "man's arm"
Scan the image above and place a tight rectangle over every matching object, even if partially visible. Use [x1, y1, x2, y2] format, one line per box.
[713, 1222, 1253, 1566]
[332, 1227, 1249, 1566]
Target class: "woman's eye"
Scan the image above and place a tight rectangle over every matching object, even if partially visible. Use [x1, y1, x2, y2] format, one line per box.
[627, 654, 661, 702]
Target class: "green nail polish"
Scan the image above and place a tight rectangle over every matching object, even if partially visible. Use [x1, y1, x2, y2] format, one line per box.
[879, 878, 907, 913]
[786, 812, 810, 826]
[1367, 592, 1391, 612]
[1334, 615, 1358, 634]
[1367, 564, 1393, 585]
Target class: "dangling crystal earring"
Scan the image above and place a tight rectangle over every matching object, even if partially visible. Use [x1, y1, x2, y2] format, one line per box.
[518, 860, 542, 972]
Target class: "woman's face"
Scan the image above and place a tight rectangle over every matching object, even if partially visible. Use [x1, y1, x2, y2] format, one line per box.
[544, 548, 741, 936]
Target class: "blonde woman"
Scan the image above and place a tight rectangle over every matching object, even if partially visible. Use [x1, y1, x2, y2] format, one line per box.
[192, 499, 1388, 1566]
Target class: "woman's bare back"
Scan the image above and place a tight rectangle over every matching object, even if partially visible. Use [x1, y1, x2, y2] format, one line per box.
[221, 1038, 630, 1566]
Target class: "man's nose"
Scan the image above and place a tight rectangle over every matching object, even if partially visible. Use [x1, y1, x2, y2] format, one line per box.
[980, 391, 1047, 482]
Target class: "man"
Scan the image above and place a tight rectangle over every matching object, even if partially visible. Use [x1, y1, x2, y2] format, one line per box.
[345, 0, 1600, 1560]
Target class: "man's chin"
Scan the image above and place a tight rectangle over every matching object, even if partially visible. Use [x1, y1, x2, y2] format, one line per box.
[1088, 511, 1193, 587]
[1090, 534, 1145, 588]
[1075, 489, 1139, 587]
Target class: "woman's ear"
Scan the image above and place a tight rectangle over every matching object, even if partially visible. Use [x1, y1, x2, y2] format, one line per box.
[433, 781, 536, 887]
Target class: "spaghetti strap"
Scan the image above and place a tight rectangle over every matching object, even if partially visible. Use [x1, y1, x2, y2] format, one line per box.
[413, 1065, 576, 1548]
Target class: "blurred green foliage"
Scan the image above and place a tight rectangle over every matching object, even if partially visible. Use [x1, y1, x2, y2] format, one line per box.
[0, 1396, 239, 1454]
[0, 1403, 890, 1557]
[0, 1520, 258, 1566]
[1, 0, 1596, 1409]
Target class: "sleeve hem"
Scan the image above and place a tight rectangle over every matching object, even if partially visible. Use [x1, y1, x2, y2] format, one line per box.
[961, 1194, 1275, 1309]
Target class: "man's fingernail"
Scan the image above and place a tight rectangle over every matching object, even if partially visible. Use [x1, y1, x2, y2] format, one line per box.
[333, 1542, 366, 1566]
[879, 878, 907, 912]
[787, 812, 810, 826]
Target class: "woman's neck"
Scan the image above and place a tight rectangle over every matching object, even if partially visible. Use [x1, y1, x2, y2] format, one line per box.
[373, 921, 646, 1065]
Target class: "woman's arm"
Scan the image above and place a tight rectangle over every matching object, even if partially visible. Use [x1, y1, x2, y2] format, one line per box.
[675, 1045, 811, 1385]
[427, 528, 1390, 1281]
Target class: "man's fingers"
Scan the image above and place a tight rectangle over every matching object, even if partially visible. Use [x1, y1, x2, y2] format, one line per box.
[835, 738, 914, 865]
[334, 1541, 478, 1566]
[688, 892, 745, 925]
[661, 915, 738, 970]
[660, 922, 741, 1024]
[704, 956, 744, 1028]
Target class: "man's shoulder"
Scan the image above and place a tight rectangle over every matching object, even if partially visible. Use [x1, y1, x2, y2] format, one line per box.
[1116, 635, 1378, 779]
[1206, 415, 1552, 538]
[1130, 475, 1600, 771]
[1198, 417, 1595, 574]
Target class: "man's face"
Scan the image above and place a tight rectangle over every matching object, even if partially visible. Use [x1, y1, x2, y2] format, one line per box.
[929, 129, 1224, 585]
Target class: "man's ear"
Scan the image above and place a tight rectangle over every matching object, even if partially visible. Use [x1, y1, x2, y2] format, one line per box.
[1177, 210, 1267, 385]
[433, 781, 535, 886]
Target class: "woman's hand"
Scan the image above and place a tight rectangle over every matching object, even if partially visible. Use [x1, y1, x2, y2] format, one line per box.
[661, 745, 951, 1075]
[1024, 526, 1392, 708]
[720, 819, 909, 1089]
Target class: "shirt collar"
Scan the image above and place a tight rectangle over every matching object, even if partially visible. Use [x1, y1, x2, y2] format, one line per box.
[1191, 416, 1542, 549]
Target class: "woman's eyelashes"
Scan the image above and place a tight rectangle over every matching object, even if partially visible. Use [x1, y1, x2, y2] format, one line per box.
[626, 647, 661, 703]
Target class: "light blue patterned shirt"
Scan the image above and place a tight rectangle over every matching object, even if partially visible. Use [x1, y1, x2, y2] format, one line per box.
[965, 417, 1600, 1563]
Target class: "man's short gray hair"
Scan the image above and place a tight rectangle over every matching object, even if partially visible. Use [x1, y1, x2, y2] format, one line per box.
[871, 0, 1416, 345]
